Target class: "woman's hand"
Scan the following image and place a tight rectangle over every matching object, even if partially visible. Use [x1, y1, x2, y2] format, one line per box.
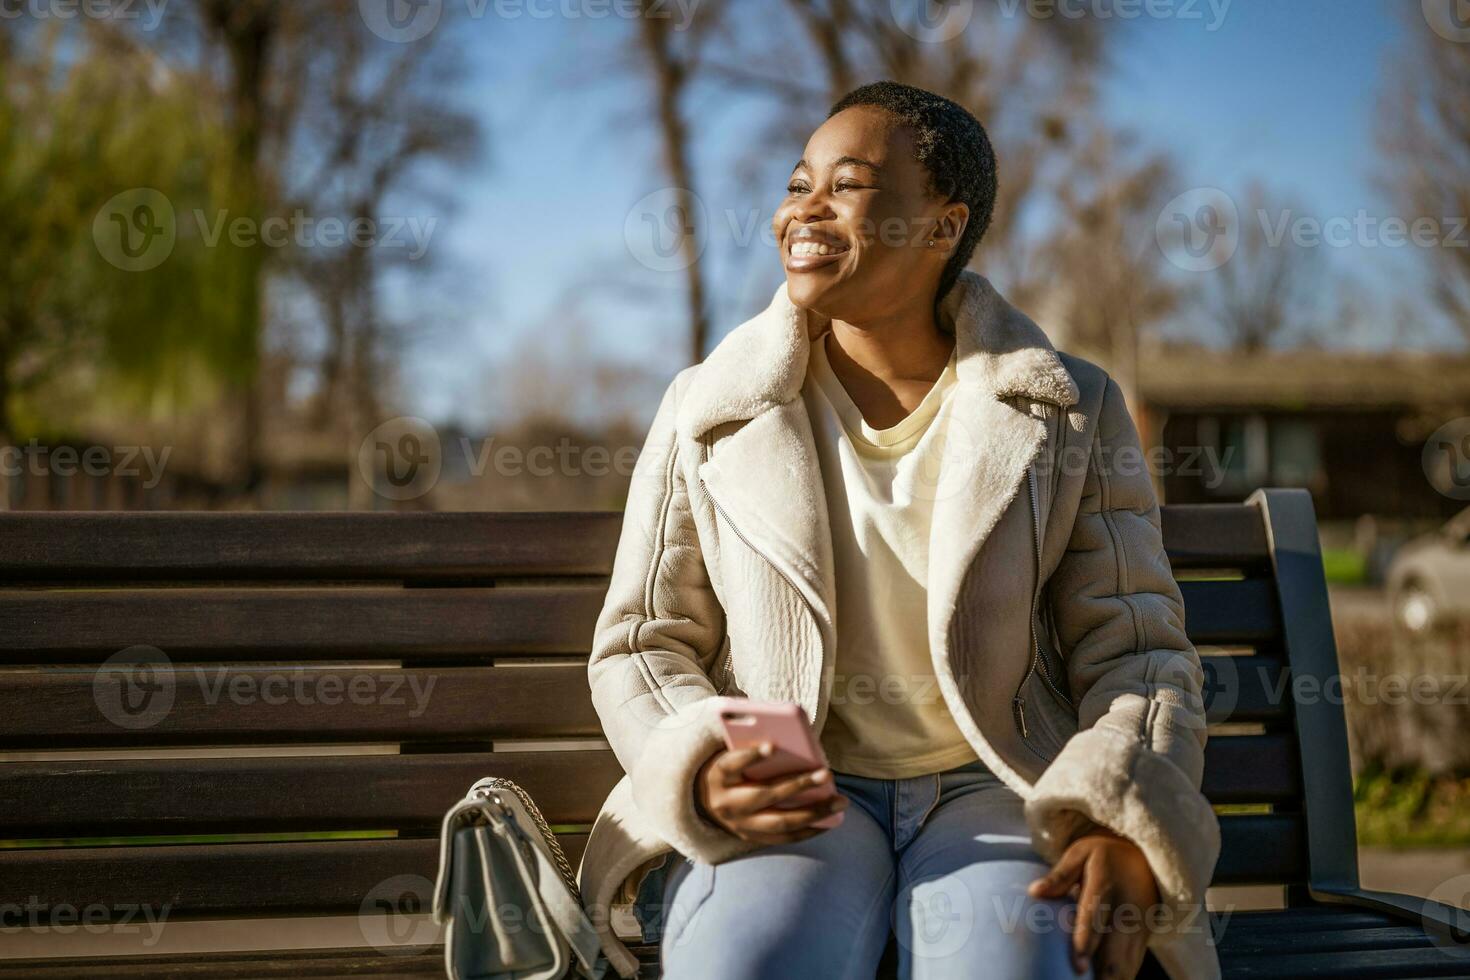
[694, 741, 849, 845]
[1027, 827, 1162, 979]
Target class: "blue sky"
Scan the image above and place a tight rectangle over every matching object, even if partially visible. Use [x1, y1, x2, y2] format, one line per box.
[397, 0, 1452, 426]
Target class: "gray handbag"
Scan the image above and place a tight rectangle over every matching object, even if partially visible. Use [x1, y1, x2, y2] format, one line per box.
[431, 777, 609, 980]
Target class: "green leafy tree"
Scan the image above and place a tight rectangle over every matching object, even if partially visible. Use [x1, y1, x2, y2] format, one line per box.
[0, 23, 261, 505]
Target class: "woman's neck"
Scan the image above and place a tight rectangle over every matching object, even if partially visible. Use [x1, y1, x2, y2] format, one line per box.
[821, 308, 956, 427]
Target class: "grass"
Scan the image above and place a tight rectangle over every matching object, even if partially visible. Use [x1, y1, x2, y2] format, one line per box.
[1354, 767, 1470, 848]
[1321, 547, 1369, 585]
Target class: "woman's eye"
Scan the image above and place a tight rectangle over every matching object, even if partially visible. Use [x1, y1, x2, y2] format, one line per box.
[786, 182, 809, 194]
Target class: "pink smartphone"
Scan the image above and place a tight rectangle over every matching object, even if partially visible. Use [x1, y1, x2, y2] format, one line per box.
[710, 696, 844, 829]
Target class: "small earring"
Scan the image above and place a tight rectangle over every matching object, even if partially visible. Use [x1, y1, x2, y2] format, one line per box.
[927, 239, 935, 247]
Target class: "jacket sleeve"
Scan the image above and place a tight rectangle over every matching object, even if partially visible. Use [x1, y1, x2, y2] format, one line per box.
[587, 370, 762, 866]
[1023, 375, 1220, 939]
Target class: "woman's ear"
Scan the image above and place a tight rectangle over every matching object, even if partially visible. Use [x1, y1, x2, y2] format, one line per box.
[934, 201, 970, 255]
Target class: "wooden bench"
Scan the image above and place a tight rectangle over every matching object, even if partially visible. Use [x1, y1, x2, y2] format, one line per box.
[0, 488, 1467, 978]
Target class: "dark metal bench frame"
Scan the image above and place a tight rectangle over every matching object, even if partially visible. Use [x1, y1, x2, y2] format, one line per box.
[0, 488, 1466, 978]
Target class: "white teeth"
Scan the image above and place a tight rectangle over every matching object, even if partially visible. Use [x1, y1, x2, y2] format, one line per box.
[790, 241, 846, 257]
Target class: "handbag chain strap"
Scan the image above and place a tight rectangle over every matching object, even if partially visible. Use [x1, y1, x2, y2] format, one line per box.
[474, 777, 582, 902]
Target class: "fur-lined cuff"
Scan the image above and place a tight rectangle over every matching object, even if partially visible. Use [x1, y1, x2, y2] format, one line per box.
[1024, 725, 1220, 940]
[627, 697, 764, 866]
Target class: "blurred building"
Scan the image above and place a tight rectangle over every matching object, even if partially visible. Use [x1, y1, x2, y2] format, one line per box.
[1136, 343, 1470, 523]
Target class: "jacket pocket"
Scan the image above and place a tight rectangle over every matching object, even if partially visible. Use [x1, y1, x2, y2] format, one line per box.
[1029, 630, 1078, 752]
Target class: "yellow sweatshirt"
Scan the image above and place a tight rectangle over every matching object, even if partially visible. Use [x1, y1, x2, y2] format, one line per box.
[801, 330, 979, 779]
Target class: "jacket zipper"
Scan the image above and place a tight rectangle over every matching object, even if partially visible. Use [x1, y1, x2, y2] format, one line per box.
[1013, 459, 1074, 746]
[698, 476, 826, 699]
[712, 634, 734, 691]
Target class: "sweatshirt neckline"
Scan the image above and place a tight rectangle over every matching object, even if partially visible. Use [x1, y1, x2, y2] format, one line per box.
[808, 331, 958, 450]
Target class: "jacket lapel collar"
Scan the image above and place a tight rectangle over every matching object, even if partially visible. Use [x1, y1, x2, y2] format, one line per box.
[676, 271, 1080, 726]
[676, 270, 1079, 439]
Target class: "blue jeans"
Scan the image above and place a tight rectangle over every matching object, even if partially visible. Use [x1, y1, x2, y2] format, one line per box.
[633, 756, 1093, 979]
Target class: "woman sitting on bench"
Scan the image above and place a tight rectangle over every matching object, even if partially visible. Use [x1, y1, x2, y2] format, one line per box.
[582, 80, 1219, 980]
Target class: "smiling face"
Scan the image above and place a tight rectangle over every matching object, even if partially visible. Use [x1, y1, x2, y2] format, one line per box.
[773, 104, 968, 323]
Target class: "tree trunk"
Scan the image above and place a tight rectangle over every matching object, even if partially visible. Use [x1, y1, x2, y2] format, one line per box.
[639, 6, 708, 364]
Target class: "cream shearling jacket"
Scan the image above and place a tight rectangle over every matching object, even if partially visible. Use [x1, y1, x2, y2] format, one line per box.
[578, 270, 1221, 980]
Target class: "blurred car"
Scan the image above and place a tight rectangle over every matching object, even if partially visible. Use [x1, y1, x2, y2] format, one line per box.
[1387, 506, 1470, 635]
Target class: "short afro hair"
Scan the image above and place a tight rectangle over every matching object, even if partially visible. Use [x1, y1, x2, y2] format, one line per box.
[827, 80, 998, 305]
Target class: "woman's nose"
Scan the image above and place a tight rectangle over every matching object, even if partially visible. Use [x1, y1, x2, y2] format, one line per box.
[791, 187, 836, 223]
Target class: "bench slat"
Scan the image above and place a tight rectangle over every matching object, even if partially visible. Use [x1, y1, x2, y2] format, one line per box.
[0, 587, 605, 660]
[0, 578, 1272, 661]
[0, 506, 1266, 581]
[0, 834, 584, 917]
[0, 735, 1289, 836]
[0, 809, 1307, 960]
[0, 751, 619, 836]
[0, 659, 1289, 746]
[0, 948, 447, 979]
[0, 819, 1308, 920]
[1178, 578, 1280, 645]
[0, 512, 622, 581]
[1218, 945, 1470, 978]
[1218, 908, 1403, 934]
[0, 817, 1307, 926]
[1213, 813, 1306, 884]
[1221, 925, 1439, 955]
[1159, 503, 1271, 570]
[1201, 734, 1300, 805]
[1203, 653, 1289, 725]
[1214, 907, 1470, 977]
[0, 665, 600, 746]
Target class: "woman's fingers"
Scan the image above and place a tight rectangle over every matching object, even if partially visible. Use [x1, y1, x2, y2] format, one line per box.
[1092, 928, 1147, 980]
[1028, 843, 1086, 899]
[1071, 860, 1110, 976]
[739, 793, 849, 835]
[721, 765, 834, 815]
[710, 742, 772, 784]
[700, 745, 849, 841]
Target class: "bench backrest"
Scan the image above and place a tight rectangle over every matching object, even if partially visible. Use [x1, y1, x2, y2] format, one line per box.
[0, 489, 1352, 927]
